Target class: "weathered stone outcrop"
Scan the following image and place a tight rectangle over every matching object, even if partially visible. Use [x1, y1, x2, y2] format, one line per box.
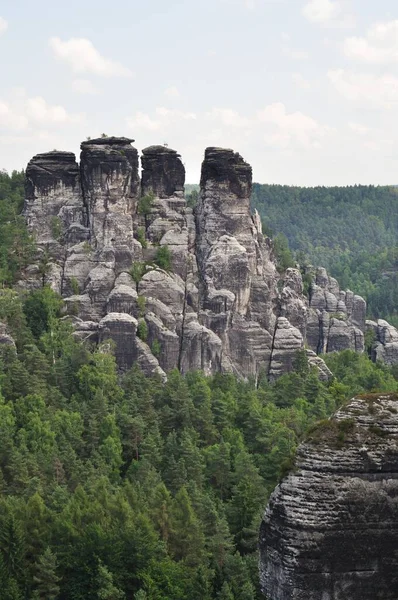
[0, 322, 16, 348]
[141, 145, 185, 198]
[260, 393, 398, 600]
[367, 319, 398, 365]
[22, 137, 398, 379]
[80, 136, 139, 254]
[307, 267, 365, 355]
[195, 148, 281, 378]
[24, 150, 88, 291]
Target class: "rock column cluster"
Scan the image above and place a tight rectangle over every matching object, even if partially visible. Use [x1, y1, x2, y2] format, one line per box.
[21, 138, 398, 379]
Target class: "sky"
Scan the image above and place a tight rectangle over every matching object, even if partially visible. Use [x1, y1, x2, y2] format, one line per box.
[1, 0, 398, 185]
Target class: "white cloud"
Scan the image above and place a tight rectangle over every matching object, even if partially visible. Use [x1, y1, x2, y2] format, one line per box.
[205, 108, 251, 127]
[0, 16, 8, 35]
[256, 102, 330, 148]
[302, 0, 340, 23]
[26, 96, 83, 124]
[128, 103, 329, 152]
[302, 0, 354, 28]
[72, 79, 99, 95]
[126, 111, 161, 132]
[0, 89, 84, 135]
[328, 69, 398, 109]
[49, 37, 132, 77]
[344, 21, 398, 64]
[0, 102, 28, 131]
[127, 101, 332, 185]
[127, 107, 196, 132]
[156, 107, 196, 120]
[164, 86, 180, 99]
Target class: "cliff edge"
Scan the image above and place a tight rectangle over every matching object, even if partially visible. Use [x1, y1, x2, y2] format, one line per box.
[260, 393, 398, 599]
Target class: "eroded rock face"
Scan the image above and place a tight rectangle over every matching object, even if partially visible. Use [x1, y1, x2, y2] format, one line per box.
[307, 267, 365, 355]
[195, 147, 282, 379]
[141, 145, 185, 198]
[22, 138, 398, 380]
[80, 136, 139, 252]
[24, 151, 87, 292]
[260, 393, 398, 600]
[369, 319, 398, 365]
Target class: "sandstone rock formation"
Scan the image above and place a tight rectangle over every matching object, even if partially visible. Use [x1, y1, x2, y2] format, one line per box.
[22, 137, 398, 379]
[306, 267, 365, 355]
[0, 322, 16, 348]
[260, 393, 398, 600]
[367, 319, 398, 365]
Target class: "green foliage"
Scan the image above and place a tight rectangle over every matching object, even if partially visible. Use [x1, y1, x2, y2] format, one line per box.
[70, 277, 80, 296]
[130, 262, 146, 286]
[252, 183, 398, 322]
[136, 227, 147, 249]
[137, 296, 146, 318]
[23, 286, 63, 340]
[137, 319, 149, 342]
[186, 188, 199, 208]
[33, 548, 60, 600]
[151, 339, 161, 358]
[154, 245, 172, 271]
[138, 193, 154, 217]
[0, 170, 35, 285]
[0, 286, 397, 598]
[272, 233, 295, 272]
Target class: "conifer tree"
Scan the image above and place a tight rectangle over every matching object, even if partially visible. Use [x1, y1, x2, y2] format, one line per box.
[33, 548, 60, 600]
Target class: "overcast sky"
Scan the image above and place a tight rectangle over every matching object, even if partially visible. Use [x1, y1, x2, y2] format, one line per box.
[1, 0, 398, 185]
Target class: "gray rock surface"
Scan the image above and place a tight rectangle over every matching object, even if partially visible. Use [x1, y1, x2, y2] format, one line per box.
[371, 319, 398, 365]
[0, 322, 16, 348]
[21, 138, 398, 379]
[141, 145, 185, 198]
[307, 268, 365, 355]
[195, 147, 280, 379]
[260, 393, 398, 600]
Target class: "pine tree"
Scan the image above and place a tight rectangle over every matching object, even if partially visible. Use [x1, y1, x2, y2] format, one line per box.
[218, 581, 234, 600]
[33, 548, 60, 600]
[97, 561, 125, 599]
[169, 487, 205, 567]
[0, 515, 25, 587]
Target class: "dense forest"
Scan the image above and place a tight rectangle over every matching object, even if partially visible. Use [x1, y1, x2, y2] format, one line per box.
[251, 184, 398, 326]
[1, 170, 398, 598]
[2, 281, 398, 599]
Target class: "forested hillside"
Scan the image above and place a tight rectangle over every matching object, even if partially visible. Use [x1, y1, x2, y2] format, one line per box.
[2, 170, 398, 598]
[0, 170, 34, 285]
[1, 282, 398, 599]
[252, 184, 398, 326]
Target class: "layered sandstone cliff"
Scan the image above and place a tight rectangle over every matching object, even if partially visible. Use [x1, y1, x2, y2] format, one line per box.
[260, 393, 398, 599]
[21, 137, 398, 379]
